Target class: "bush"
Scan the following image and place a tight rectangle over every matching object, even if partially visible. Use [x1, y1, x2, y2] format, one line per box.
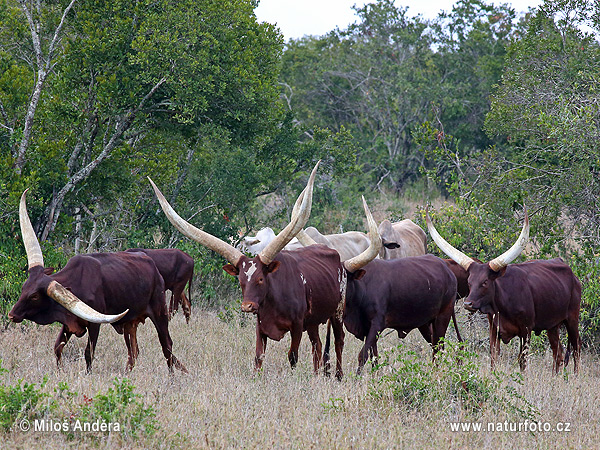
[369, 340, 539, 421]
[78, 378, 158, 440]
[0, 372, 55, 431]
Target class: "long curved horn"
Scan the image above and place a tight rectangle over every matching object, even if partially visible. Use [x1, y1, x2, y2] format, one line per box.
[426, 208, 475, 271]
[19, 190, 44, 269]
[343, 196, 382, 272]
[46, 281, 128, 323]
[148, 178, 244, 266]
[488, 208, 529, 272]
[259, 161, 320, 264]
[289, 187, 318, 246]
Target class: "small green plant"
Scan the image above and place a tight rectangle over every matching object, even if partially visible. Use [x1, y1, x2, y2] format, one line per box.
[217, 297, 250, 328]
[321, 397, 345, 412]
[0, 375, 54, 431]
[369, 340, 540, 421]
[79, 378, 158, 439]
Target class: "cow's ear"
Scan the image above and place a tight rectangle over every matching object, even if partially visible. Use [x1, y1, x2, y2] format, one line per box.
[353, 269, 367, 280]
[489, 266, 507, 279]
[266, 261, 281, 274]
[44, 267, 55, 275]
[223, 264, 239, 276]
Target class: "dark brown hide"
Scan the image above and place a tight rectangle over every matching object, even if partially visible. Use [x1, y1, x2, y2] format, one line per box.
[9, 251, 186, 373]
[343, 255, 458, 373]
[224, 245, 346, 379]
[126, 248, 194, 322]
[464, 258, 581, 373]
[444, 259, 471, 299]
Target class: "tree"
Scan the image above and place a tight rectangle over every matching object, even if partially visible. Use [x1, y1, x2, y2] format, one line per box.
[481, 0, 600, 254]
[0, 0, 287, 245]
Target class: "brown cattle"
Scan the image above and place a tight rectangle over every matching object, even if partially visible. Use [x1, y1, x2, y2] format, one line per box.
[427, 209, 581, 373]
[335, 255, 459, 374]
[126, 248, 194, 322]
[149, 163, 382, 379]
[9, 191, 187, 374]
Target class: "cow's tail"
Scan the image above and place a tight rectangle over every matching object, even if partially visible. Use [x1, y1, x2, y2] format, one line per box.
[188, 265, 193, 308]
[184, 265, 193, 324]
[452, 309, 463, 343]
[323, 319, 332, 376]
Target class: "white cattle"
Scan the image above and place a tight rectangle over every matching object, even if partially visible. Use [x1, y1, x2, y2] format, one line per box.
[302, 227, 370, 261]
[377, 219, 427, 259]
[237, 227, 302, 255]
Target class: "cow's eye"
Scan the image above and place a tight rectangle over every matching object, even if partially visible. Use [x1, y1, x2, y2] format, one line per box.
[257, 277, 264, 284]
[481, 280, 488, 288]
[30, 293, 40, 302]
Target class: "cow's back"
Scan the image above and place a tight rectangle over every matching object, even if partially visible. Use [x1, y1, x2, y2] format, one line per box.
[304, 227, 370, 261]
[126, 248, 193, 289]
[276, 245, 344, 325]
[54, 252, 163, 318]
[497, 258, 581, 332]
[348, 255, 456, 331]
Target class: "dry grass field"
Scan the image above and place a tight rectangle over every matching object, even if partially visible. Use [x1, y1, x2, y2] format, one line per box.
[0, 301, 599, 450]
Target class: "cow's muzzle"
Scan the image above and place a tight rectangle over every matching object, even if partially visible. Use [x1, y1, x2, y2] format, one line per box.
[241, 302, 258, 314]
[7, 312, 22, 323]
[463, 301, 477, 313]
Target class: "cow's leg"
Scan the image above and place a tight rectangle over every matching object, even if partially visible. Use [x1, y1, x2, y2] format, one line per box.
[431, 304, 454, 360]
[123, 322, 140, 371]
[323, 320, 332, 377]
[254, 325, 268, 371]
[288, 322, 303, 369]
[489, 314, 501, 369]
[167, 290, 176, 317]
[547, 326, 564, 374]
[330, 317, 345, 380]
[358, 319, 383, 375]
[518, 331, 531, 372]
[150, 314, 188, 373]
[306, 324, 322, 375]
[180, 290, 192, 323]
[54, 325, 73, 368]
[418, 323, 433, 344]
[565, 318, 581, 374]
[84, 324, 100, 373]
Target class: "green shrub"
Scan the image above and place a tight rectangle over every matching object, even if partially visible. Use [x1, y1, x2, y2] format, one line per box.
[79, 378, 158, 440]
[571, 256, 600, 348]
[0, 375, 55, 431]
[369, 340, 539, 421]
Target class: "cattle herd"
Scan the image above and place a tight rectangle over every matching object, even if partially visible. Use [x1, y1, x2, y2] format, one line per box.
[8, 162, 582, 378]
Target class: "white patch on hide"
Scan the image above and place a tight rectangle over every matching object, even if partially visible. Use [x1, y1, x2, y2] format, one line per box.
[300, 272, 306, 285]
[244, 261, 257, 281]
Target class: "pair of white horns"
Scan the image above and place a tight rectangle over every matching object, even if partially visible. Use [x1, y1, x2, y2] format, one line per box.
[426, 207, 530, 272]
[150, 161, 381, 272]
[149, 161, 320, 266]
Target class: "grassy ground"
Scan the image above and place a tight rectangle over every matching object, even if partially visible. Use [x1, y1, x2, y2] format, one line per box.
[0, 301, 598, 449]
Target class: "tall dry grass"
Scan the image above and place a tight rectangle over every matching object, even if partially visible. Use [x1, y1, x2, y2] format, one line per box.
[0, 303, 598, 449]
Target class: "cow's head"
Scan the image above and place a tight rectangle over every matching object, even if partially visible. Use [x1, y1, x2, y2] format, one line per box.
[426, 208, 529, 315]
[149, 162, 320, 315]
[377, 219, 402, 259]
[8, 191, 128, 327]
[236, 227, 276, 256]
